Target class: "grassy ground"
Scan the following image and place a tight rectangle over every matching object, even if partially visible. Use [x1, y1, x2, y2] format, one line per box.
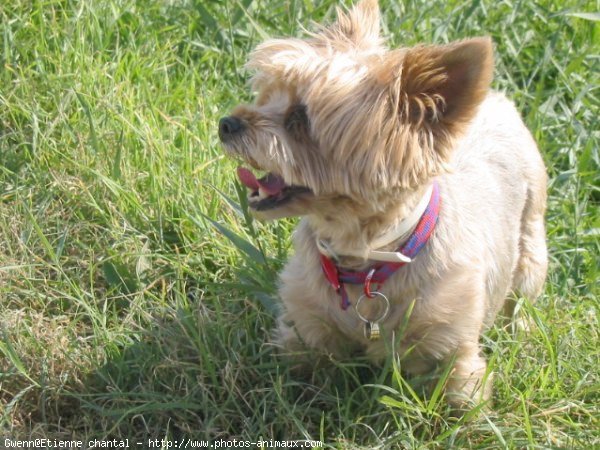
[0, 0, 598, 448]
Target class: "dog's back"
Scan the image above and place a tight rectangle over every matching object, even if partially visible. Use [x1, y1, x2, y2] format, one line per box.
[448, 91, 548, 318]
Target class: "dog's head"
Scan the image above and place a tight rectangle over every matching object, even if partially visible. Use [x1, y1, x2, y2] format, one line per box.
[219, 0, 493, 220]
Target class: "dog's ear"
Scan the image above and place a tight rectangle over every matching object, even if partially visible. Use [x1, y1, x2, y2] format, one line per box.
[365, 38, 493, 187]
[316, 0, 381, 50]
[246, 1, 382, 86]
[385, 38, 494, 134]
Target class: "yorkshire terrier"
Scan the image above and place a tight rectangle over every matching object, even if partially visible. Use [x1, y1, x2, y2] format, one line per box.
[218, 0, 547, 410]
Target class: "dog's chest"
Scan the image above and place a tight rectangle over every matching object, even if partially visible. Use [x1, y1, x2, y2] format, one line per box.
[326, 282, 419, 345]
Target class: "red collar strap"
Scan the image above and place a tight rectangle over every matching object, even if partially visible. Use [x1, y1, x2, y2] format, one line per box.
[320, 181, 441, 310]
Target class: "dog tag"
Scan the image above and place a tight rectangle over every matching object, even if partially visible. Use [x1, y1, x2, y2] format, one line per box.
[355, 291, 389, 342]
[364, 321, 381, 340]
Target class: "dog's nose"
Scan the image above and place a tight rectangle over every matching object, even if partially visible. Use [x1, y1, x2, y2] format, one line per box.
[218, 116, 244, 141]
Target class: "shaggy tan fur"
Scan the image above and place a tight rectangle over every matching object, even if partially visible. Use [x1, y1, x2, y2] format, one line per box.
[219, 0, 547, 410]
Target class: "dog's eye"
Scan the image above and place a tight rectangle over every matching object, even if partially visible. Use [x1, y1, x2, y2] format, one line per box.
[284, 104, 310, 139]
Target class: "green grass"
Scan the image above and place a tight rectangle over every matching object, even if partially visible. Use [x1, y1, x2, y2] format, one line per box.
[0, 0, 598, 447]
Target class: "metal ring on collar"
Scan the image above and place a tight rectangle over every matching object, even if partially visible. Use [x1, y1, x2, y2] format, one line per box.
[354, 291, 390, 324]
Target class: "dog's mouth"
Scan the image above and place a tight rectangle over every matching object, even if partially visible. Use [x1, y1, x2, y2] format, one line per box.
[237, 167, 312, 211]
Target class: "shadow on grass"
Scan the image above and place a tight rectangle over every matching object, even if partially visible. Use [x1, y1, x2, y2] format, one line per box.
[72, 300, 406, 445]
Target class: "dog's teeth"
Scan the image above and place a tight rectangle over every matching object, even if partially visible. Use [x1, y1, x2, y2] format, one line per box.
[257, 186, 269, 200]
[249, 187, 269, 202]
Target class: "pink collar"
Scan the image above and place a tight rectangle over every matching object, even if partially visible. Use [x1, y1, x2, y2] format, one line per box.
[320, 181, 441, 310]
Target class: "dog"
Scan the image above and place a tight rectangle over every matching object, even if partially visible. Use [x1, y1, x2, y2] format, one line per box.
[218, 0, 547, 410]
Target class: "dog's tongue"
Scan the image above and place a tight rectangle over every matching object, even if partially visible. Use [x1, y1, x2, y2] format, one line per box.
[237, 167, 286, 196]
[237, 167, 260, 191]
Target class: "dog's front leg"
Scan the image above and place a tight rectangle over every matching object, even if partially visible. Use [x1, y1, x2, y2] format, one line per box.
[276, 253, 360, 361]
[445, 344, 492, 411]
[407, 267, 495, 411]
[275, 306, 353, 359]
